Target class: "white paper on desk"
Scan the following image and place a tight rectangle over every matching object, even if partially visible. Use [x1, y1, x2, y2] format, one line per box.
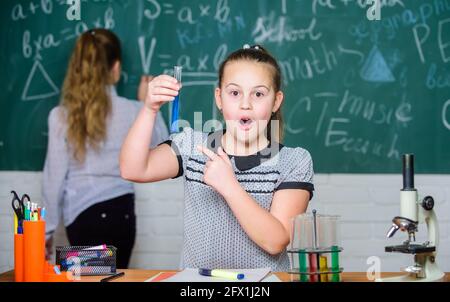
[162, 268, 271, 282]
[261, 274, 281, 282]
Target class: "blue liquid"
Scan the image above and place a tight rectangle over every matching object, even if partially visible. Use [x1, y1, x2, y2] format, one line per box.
[170, 95, 179, 133]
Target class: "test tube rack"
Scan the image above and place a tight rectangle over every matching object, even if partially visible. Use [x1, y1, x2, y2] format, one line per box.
[287, 246, 344, 282]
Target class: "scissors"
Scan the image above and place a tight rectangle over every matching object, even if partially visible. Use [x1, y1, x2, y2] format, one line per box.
[11, 190, 30, 222]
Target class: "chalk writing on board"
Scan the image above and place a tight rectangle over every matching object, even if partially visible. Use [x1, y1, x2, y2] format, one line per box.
[443, 99, 450, 131]
[158, 44, 226, 87]
[21, 60, 59, 101]
[286, 96, 311, 135]
[11, 0, 53, 21]
[314, 97, 331, 137]
[284, 87, 412, 160]
[214, 0, 230, 23]
[2, 0, 448, 172]
[138, 36, 156, 74]
[281, 0, 287, 14]
[144, 0, 161, 20]
[22, 30, 61, 60]
[312, 0, 336, 15]
[199, 4, 211, 17]
[278, 42, 353, 84]
[338, 44, 365, 64]
[411, 17, 450, 64]
[253, 14, 322, 44]
[384, 49, 402, 71]
[176, 72, 217, 87]
[360, 45, 395, 82]
[438, 18, 450, 63]
[338, 90, 412, 126]
[412, 23, 429, 64]
[144, 0, 230, 24]
[324, 117, 400, 160]
[348, 22, 370, 45]
[426, 63, 450, 89]
[286, 93, 338, 136]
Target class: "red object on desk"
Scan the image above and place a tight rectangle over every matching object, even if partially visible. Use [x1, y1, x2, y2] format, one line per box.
[150, 272, 177, 282]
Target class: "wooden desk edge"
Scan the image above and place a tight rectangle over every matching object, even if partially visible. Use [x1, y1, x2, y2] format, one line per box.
[1, 269, 449, 282]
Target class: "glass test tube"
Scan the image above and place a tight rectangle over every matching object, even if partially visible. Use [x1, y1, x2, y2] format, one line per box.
[170, 66, 182, 133]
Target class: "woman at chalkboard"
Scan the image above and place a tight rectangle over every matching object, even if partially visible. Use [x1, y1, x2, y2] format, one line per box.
[42, 28, 169, 268]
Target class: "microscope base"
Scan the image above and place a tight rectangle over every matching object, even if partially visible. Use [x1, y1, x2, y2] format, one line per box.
[375, 258, 444, 282]
[375, 273, 444, 282]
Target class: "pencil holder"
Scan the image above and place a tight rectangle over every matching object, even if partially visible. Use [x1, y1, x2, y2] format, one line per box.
[23, 220, 45, 282]
[14, 233, 24, 282]
[56, 245, 117, 276]
[288, 211, 343, 282]
[44, 262, 73, 282]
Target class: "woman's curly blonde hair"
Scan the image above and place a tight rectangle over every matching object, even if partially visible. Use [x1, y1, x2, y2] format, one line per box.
[61, 28, 121, 162]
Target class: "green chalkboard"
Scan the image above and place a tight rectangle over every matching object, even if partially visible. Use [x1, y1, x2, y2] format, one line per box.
[1, 0, 449, 172]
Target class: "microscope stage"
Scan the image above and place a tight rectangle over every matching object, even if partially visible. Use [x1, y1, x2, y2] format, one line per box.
[385, 244, 436, 254]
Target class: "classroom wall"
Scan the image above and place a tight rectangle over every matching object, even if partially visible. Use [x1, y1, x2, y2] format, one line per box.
[1, 171, 449, 274]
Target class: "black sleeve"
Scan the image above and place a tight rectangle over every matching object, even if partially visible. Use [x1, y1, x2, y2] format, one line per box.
[159, 140, 183, 178]
[275, 182, 314, 200]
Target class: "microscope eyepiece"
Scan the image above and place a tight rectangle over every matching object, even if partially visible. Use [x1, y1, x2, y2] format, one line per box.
[402, 154, 415, 190]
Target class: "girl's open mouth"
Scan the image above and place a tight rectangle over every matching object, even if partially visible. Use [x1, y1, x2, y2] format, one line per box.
[239, 118, 253, 131]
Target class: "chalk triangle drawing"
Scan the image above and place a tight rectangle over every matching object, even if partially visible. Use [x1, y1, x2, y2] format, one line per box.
[21, 60, 59, 101]
[360, 45, 395, 82]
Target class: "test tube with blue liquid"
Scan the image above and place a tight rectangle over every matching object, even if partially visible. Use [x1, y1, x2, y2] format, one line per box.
[170, 66, 182, 133]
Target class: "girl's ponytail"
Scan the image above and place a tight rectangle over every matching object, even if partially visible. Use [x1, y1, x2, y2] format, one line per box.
[61, 29, 121, 162]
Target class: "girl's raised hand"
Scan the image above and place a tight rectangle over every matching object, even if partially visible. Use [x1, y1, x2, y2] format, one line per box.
[137, 75, 154, 102]
[197, 146, 238, 196]
[145, 74, 181, 114]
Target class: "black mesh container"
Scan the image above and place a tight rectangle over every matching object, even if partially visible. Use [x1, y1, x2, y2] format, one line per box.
[55, 245, 117, 276]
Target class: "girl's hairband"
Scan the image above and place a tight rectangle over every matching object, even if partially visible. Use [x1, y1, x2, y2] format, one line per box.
[243, 44, 261, 50]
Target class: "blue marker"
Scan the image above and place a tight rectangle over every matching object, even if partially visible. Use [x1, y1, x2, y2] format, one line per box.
[170, 66, 182, 133]
[40, 207, 46, 220]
